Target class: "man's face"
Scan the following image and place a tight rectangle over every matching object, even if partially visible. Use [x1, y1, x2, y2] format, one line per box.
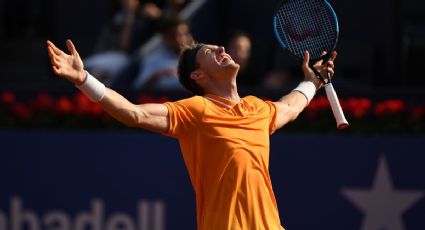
[195, 44, 240, 78]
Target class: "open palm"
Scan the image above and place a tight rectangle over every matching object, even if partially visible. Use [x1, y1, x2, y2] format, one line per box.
[47, 39, 86, 85]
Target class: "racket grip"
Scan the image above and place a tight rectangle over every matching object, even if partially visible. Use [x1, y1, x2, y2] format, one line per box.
[324, 83, 349, 129]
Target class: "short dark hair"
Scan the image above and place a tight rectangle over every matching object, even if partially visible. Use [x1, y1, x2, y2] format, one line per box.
[177, 42, 205, 96]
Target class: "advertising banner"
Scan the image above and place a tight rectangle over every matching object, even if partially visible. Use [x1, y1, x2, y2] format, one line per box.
[0, 132, 424, 230]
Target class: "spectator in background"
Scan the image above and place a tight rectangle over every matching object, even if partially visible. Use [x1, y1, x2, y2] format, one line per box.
[84, 0, 162, 86]
[110, 0, 190, 90]
[225, 30, 254, 88]
[132, 17, 193, 90]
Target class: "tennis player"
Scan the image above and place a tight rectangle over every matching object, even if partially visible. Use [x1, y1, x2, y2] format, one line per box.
[47, 39, 336, 230]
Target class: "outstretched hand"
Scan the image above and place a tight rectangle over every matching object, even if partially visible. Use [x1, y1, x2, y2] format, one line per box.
[301, 51, 337, 89]
[47, 39, 86, 85]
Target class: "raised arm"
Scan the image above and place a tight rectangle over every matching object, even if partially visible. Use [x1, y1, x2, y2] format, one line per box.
[47, 39, 169, 133]
[273, 51, 337, 129]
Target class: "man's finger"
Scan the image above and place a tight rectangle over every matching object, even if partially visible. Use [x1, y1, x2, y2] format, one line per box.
[47, 40, 63, 56]
[302, 51, 310, 68]
[330, 51, 337, 61]
[47, 46, 55, 59]
[50, 56, 60, 68]
[66, 39, 79, 57]
[52, 65, 61, 75]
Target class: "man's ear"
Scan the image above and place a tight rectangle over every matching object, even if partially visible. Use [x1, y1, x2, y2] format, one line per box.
[190, 70, 204, 81]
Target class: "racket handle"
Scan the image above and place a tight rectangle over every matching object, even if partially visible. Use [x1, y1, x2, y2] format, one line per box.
[324, 83, 349, 129]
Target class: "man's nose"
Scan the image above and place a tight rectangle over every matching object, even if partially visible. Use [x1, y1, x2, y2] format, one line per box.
[217, 46, 225, 54]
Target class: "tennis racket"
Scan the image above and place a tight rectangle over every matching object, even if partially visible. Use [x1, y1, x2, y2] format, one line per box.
[273, 0, 349, 129]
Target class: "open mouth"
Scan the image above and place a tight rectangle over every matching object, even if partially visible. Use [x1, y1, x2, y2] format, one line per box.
[219, 55, 231, 64]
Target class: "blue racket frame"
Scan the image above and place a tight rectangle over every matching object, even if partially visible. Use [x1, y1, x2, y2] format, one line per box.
[273, 0, 339, 62]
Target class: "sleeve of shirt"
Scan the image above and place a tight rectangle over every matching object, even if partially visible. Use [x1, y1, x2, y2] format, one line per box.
[162, 97, 203, 138]
[265, 100, 278, 135]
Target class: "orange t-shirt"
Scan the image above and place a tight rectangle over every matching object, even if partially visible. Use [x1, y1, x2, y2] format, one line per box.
[163, 94, 284, 230]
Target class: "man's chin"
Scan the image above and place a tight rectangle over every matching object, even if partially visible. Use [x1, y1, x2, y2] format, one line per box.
[225, 64, 240, 77]
[229, 62, 240, 71]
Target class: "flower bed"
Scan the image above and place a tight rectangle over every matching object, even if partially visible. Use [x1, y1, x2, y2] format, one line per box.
[1, 91, 424, 133]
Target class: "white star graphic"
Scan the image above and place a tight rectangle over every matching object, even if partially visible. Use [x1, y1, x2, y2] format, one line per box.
[341, 156, 424, 230]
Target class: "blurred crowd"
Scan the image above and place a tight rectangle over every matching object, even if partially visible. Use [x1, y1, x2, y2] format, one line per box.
[79, 0, 303, 93]
[0, 0, 333, 94]
[1, 0, 425, 94]
[83, 0, 191, 90]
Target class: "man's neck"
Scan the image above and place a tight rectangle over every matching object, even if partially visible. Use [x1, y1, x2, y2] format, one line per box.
[204, 81, 240, 103]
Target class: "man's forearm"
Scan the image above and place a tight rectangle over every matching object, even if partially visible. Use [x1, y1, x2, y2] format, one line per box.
[278, 90, 308, 116]
[75, 71, 146, 127]
[99, 88, 147, 128]
[274, 80, 317, 128]
[281, 80, 317, 111]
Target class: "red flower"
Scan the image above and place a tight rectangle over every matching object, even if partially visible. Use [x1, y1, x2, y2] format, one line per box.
[33, 91, 55, 110]
[373, 99, 405, 116]
[305, 96, 329, 118]
[344, 97, 372, 118]
[12, 102, 32, 120]
[73, 93, 104, 116]
[90, 103, 103, 116]
[1, 91, 16, 104]
[73, 92, 92, 115]
[56, 97, 73, 113]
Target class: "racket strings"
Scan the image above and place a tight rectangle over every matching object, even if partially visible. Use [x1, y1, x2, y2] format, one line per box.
[275, 0, 337, 60]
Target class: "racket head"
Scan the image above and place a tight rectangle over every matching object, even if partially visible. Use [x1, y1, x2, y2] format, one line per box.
[273, 0, 339, 62]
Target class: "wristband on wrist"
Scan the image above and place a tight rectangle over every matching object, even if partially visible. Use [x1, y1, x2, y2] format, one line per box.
[292, 81, 317, 104]
[75, 71, 106, 103]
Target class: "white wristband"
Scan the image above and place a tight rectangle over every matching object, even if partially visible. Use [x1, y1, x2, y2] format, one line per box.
[292, 81, 317, 104]
[76, 71, 106, 102]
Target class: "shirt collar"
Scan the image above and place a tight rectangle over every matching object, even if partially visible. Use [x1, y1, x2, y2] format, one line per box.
[204, 94, 241, 109]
